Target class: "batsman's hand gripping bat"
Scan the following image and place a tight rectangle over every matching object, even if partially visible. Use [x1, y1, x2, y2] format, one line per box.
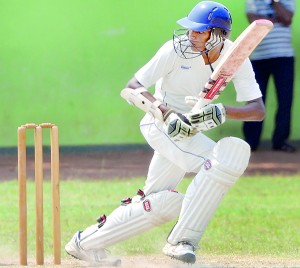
[191, 19, 273, 112]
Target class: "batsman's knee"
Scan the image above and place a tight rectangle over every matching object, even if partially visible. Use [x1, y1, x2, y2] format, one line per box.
[200, 137, 250, 185]
[143, 189, 184, 223]
[214, 137, 250, 173]
[120, 189, 184, 224]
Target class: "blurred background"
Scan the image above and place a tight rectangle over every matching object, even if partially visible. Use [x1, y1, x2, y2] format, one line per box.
[0, 0, 299, 146]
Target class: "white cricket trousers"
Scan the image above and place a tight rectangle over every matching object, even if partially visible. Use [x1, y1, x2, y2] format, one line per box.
[140, 113, 216, 195]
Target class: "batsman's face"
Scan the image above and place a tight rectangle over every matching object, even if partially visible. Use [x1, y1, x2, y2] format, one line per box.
[188, 30, 210, 52]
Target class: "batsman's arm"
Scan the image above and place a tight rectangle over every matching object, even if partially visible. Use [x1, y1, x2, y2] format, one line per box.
[224, 97, 265, 121]
[121, 77, 170, 122]
[121, 77, 195, 140]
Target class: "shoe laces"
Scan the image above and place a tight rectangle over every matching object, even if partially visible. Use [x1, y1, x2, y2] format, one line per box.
[179, 241, 196, 251]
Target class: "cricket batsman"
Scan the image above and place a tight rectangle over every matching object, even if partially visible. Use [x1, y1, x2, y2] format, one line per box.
[65, 1, 265, 265]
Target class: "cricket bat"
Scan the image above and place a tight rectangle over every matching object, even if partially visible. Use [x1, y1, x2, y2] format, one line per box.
[192, 19, 273, 111]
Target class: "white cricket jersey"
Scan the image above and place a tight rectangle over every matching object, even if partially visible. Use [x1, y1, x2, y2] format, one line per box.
[246, 0, 295, 60]
[135, 39, 261, 114]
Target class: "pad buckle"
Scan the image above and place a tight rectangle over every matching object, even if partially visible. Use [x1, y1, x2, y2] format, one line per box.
[96, 214, 106, 228]
[137, 189, 145, 199]
[121, 197, 132, 205]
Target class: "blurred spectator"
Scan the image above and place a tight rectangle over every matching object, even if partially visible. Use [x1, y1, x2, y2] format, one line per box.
[243, 0, 296, 152]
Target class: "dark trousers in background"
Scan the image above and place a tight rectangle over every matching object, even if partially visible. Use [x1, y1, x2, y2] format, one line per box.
[243, 57, 294, 150]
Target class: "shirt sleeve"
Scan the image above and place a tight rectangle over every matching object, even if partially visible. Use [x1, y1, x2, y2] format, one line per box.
[232, 58, 262, 102]
[134, 40, 176, 89]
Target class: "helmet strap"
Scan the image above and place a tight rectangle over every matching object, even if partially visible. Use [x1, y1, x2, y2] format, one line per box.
[205, 51, 215, 73]
[205, 28, 225, 52]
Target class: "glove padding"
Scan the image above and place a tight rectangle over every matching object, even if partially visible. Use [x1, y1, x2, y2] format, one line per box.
[164, 110, 195, 141]
[187, 103, 226, 132]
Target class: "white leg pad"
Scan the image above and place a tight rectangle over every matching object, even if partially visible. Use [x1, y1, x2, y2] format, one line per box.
[167, 137, 250, 246]
[78, 190, 184, 250]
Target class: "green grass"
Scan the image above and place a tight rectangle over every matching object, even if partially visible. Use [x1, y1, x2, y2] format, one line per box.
[0, 0, 300, 146]
[1, 175, 299, 260]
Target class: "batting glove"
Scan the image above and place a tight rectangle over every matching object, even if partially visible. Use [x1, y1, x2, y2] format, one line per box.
[163, 109, 196, 142]
[187, 103, 226, 132]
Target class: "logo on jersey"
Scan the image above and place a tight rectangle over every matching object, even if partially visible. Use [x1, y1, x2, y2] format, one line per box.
[143, 199, 152, 212]
[181, 65, 191, 70]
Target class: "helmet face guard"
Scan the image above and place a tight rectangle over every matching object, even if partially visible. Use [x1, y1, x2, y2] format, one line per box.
[173, 28, 227, 59]
[173, 1, 232, 59]
[173, 29, 208, 59]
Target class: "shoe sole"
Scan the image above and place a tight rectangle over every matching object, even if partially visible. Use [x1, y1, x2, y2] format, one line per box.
[167, 253, 196, 264]
[65, 245, 85, 262]
[65, 246, 121, 267]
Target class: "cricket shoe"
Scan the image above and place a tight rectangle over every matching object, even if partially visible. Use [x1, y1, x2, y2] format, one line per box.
[65, 231, 121, 266]
[163, 241, 196, 264]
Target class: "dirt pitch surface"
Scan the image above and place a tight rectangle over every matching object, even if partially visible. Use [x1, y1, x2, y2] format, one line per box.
[1, 143, 300, 180]
[1, 255, 300, 268]
[1, 143, 300, 267]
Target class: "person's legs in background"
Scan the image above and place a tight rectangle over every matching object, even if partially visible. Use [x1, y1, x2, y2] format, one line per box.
[243, 59, 270, 151]
[272, 57, 295, 152]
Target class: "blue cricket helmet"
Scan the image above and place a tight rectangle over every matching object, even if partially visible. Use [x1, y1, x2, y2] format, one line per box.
[177, 1, 232, 33]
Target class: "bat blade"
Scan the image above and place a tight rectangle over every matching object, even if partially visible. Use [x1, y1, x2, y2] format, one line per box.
[192, 19, 273, 111]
